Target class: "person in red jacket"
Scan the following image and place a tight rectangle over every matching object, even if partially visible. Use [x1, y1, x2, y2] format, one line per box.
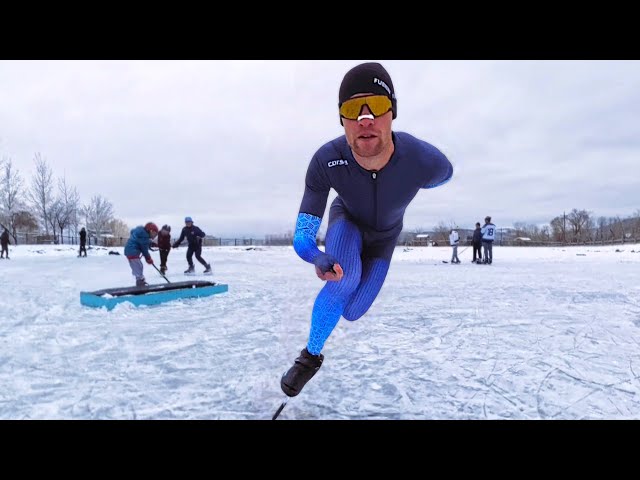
[156, 224, 172, 275]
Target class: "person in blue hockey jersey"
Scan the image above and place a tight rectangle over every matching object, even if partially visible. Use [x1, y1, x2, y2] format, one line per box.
[280, 62, 454, 398]
[481, 216, 496, 264]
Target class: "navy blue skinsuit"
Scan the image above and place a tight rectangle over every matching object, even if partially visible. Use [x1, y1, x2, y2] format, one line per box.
[293, 131, 453, 354]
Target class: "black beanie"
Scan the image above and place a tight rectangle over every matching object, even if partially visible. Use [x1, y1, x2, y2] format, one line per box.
[338, 62, 397, 122]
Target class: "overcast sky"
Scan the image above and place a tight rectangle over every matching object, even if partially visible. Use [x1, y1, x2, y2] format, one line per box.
[1, 60, 638, 237]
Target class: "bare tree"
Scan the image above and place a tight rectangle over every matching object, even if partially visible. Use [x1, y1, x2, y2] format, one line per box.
[584, 215, 595, 242]
[82, 195, 114, 245]
[2, 210, 39, 243]
[540, 225, 551, 243]
[28, 152, 54, 234]
[608, 216, 625, 242]
[53, 176, 80, 244]
[512, 222, 530, 238]
[631, 209, 640, 239]
[596, 216, 608, 242]
[550, 215, 566, 242]
[0, 156, 26, 243]
[0, 156, 5, 220]
[433, 221, 453, 245]
[14, 210, 39, 232]
[107, 218, 130, 243]
[47, 200, 63, 242]
[566, 209, 593, 242]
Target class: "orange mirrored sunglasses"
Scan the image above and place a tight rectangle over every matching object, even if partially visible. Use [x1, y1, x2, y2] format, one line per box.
[339, 95, 393, 121]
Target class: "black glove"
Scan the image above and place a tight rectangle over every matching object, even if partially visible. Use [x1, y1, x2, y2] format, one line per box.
[313, 253, 339, 274]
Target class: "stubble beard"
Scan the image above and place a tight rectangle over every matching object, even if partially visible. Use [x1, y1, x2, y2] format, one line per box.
[351, 136, 385, 158]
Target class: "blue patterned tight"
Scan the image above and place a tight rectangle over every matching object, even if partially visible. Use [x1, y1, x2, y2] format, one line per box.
[305, 218, 391, 355]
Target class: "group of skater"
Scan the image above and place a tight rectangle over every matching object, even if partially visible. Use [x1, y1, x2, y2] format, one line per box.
[449, 216, 497, 264]
[70, 216, 213, 286]
[123, 216, 212, 287]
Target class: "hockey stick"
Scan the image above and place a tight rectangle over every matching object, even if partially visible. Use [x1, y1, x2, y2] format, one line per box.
[151, 263, 171, 283]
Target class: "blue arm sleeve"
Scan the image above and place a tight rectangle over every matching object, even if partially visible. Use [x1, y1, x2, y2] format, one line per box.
[293, 213, 323, 264]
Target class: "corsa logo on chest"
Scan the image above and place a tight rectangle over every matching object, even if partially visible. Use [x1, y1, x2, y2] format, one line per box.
[328, 159, 349, 168]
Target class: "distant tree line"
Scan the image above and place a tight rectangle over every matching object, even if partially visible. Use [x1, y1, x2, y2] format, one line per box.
[0, 152, 129, 245]
[404, 208, 640, 246]
[547, 209, 640, 243]
[4, 152, 638, 248]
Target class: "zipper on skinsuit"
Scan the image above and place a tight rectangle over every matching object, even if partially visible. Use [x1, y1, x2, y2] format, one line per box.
[371, 171, 378, 229]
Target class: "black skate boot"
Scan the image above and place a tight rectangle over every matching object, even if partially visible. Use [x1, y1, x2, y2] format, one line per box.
[184, 265, 195, 275]
[136, 278, 149, 287]
[280, 348, 324, 397]
[203, 263, 212, 275]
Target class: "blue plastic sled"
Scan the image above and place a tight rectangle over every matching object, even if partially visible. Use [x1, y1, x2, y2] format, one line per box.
[80, 280, 228, 310]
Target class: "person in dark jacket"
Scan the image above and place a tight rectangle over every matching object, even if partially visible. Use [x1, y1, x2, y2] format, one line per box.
[472, 222, 482, 263]
[1, 228, 10, 259]
[78, 227, 87, 257]
[172, 217, 212, 275]
[156, 224, 172, 275]
[124, 222, 158, 287]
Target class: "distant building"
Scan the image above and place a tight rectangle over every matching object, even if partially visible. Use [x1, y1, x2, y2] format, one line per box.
[87, 229, 114, 246]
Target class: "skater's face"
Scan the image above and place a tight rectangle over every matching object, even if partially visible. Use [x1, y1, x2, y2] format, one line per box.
[342, 93, 393, 159]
